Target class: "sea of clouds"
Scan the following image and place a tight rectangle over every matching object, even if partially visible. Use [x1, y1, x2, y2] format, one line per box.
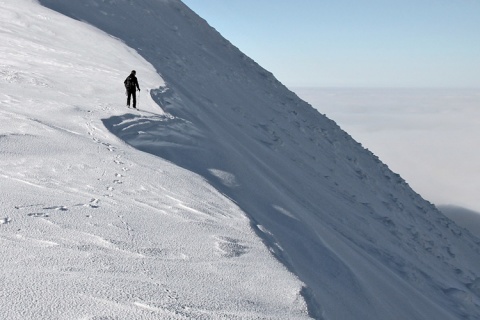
[293, 87, 480, 218]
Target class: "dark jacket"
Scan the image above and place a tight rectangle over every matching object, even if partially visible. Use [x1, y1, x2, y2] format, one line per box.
[124, 74, 140, 92]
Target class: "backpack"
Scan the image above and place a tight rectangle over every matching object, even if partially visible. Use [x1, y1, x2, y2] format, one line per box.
[124, 76, 135, 90]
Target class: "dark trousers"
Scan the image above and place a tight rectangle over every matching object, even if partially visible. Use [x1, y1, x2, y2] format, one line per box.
[127, 89, 137, 108]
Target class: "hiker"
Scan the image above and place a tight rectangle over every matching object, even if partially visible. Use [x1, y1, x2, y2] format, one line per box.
[124, 70, 140, 108]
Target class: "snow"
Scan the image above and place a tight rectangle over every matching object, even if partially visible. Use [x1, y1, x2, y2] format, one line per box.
[0, 1, 308, 319]
[1, 0, 480, 319]
[292, 87, 480, 214]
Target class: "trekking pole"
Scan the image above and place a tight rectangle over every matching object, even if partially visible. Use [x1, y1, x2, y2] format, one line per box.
[137, 89, 141, 109]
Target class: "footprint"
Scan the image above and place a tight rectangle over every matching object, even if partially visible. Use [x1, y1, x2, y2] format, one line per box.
[75, 198, 100, 209]
[113, 180, 123, 184]
[27, 212, 49, 218]
[88, 198, 100, 208]
[15, 204, 44, 210]
[0, 217, 11, 224]
[44, 206, 68, 211]
[214, 236, 249, 258]
[136, 247, 189, 260]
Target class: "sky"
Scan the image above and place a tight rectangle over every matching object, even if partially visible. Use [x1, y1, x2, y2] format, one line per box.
[182, 0, 480, 213]
[182, 0, 480, 88]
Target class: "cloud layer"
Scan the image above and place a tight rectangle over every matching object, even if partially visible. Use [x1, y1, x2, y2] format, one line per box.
[294, 87, 480, 212]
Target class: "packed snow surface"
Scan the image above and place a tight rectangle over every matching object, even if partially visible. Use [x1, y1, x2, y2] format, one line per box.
[0, 1, 307, 319]
[1, 0, 480, 319]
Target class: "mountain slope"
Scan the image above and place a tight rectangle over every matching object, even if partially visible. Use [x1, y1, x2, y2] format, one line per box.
[6, 0, 480, 319]
[0, 1, 309, 319]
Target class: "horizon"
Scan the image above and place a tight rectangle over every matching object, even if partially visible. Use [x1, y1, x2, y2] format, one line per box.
[3, 1, 480, 319]
[182, 0, 480, 88]
[180, 0, 480, 213]
[293, 86, 480, 213]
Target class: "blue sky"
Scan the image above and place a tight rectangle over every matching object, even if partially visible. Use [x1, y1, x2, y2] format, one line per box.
[182, 0, 480, 87]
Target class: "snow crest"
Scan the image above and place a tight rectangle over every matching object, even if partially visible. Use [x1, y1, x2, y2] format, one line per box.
[1, 0, 308, 319]
[1, 0, 479, 319]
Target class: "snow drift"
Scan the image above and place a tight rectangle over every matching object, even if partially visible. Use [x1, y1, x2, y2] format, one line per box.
[0, 1, 307, 319]
[1, 0, 479, 319]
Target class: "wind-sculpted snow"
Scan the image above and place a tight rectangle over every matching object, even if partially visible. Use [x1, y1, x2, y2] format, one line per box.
[4, 0, 480, 318]
[0, 1, 309, 319]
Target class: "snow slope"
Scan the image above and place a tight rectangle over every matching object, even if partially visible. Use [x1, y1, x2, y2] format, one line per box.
[1, 0, 480, 319]
[292, 87, 480, 214]
[0, 1, 308, 319]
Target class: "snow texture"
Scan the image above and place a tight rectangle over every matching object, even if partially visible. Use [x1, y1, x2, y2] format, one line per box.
[0, 0, 479, 319]
[293, 87, 480, 214]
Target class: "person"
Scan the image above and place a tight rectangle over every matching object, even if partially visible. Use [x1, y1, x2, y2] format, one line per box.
[124, 70, 140, 108]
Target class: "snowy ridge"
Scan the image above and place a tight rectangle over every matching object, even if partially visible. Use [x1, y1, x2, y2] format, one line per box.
[1, 0, 480, 319]
[0, 1, 308, 319]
